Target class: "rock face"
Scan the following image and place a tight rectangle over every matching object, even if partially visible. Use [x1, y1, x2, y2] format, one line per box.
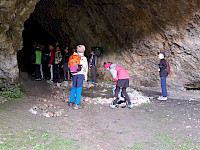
[0, 0, 200, 88]
[0, 0, 39, 83]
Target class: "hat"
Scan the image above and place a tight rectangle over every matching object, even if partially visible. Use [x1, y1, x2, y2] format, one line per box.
[77, 45, 85, 53]
[160, 52, 166, 57]
[104, 62, 112, 69]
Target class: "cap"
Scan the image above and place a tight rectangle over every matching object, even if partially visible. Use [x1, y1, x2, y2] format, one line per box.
[104, 62, 112, 69]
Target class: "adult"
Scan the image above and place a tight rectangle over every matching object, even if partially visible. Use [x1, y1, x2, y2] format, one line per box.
[62, 47, 70, 81]
[157, 52, 168, 100]
[89, 50, 97, 83]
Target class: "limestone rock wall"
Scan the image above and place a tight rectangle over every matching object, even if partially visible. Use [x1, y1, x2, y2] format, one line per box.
[0, 0, 39, 83]
[0, 0, 200, 89]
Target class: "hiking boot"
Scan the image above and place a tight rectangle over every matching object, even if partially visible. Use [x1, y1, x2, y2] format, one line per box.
[109, 104, 116, 109]
[69, 102, 73, 107]
[128, 104, 133, 109]
[157, 96, 167, 101]
[73, 104, 83, 110]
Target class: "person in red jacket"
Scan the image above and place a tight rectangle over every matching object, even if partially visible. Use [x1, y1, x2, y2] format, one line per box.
[48, 45, 55, 83]
[104, 62, 133, 109]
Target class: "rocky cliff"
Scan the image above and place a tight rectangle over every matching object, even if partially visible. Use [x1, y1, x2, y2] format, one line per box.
[0, 0, 200, 89]
[0, 0, 39, 83]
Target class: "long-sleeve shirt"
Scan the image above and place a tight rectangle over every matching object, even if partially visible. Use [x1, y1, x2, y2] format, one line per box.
[63, 52, 70, 64]
[90, 54, 97, 67]
[109, 64, 129, 80]
[49, 49, 55, 65]
[159, 59, 168, 77]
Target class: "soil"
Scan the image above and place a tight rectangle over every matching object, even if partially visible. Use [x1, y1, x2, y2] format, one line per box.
[0, 74, 200, 150]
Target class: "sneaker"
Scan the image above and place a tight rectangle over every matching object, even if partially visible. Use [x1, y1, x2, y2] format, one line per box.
[47, 80, 53, 84]
[35, 78, 42, 81]
[69, 102, 73, 107]
[128, 104, 133, 109]
[157, 96, 167, 101]
[109, 104, 116, 109]
[74, 104, 83, 110]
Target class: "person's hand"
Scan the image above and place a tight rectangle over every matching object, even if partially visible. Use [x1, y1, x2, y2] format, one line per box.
[158, 69, 160, 72]
[48, 64, 51, 67]
[113, 78, 117, 85]
[61, 65, 63, 68]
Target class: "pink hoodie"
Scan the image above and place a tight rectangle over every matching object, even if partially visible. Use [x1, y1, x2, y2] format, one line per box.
[115, 66, 130, 80]
[109, 64, 129, 80]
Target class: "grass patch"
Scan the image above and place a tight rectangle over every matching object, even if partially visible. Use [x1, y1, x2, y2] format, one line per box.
[0, 128, 79, 150]
[0, 83, 25, 102]
[96, 79, 115, 85]
[125, 132, 200, 150]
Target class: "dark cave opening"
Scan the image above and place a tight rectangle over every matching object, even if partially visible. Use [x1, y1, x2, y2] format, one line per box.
[18, 15, 56, 74]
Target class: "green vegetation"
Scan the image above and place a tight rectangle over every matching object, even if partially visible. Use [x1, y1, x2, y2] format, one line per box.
[0, 128, 79, 150]
[96, 79, 115, 85]
[0, 83, 25, 102]
[125, 132, 200, 150]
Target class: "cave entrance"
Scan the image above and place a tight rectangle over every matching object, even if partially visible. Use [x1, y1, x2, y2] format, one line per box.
[18, 0, 72, 81]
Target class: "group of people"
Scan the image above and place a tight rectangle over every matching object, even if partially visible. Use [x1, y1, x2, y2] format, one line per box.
[31, 42, 97, 84]
[32, 43, 169, 110]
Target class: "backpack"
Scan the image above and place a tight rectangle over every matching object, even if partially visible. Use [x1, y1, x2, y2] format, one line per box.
[165, 60, 170, 74]
[69, 54, 82, 73]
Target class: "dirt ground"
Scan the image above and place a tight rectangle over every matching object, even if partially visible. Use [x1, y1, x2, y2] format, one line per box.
[0, 74, 200, 150]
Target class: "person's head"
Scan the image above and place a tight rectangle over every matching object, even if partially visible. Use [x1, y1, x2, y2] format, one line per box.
[77, 45, 85, 53]
[56, 46, 60, 51]
[91, 50, 95, 55]
[104, 62, 112, 70]
[158, 52, 166, 59]
[55, 42, 59, 46]
[33, 42, 38, 48]
[64, 47, 68, 53]
[49, 45, 54, 50]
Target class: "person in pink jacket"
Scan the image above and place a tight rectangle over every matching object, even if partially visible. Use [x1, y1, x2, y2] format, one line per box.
[104, 62, 133, 109]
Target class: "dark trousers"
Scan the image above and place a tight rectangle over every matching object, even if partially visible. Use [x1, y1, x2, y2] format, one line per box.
[54, 64, 60, 82]
[63, 63, 69, 80]
[113, 86, 131, 105]
[42, 61, 48, 78]
[35, 64, 41, 79]
[91, 66, 96, 82]
[161, 76, 167, 97]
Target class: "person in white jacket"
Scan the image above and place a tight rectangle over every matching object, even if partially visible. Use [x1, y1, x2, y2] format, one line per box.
[69, 45, 88, 109]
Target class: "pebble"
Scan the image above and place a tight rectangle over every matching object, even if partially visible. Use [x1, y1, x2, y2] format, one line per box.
[29, 108, 37, 115]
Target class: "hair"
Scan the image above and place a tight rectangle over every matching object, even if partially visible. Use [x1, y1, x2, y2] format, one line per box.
[72, 49, 77, 52]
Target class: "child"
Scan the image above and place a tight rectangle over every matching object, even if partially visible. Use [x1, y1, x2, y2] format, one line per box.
[69, 45, 88, 109]
[48, 45, 55, 83]
[54, 46, 62, 83]
[34, 45, 42, 81]
[62, 47, 70, 81]
[89, 50, 97, 83]
[157, 52, 168, 100]
[104, 62, 133, 109]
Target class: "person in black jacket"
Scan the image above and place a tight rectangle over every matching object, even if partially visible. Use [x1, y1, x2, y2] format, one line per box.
[62, 47, 70, 81]
[89, 50, 97, 83]
[157, 52, 168, 100]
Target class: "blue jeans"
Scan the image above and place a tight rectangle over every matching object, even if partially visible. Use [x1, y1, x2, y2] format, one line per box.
[70, 74, 84, 105]
[161, 76, 167, 97]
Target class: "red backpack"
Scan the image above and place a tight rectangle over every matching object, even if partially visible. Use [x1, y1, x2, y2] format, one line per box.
[165, 60, 170, 74]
